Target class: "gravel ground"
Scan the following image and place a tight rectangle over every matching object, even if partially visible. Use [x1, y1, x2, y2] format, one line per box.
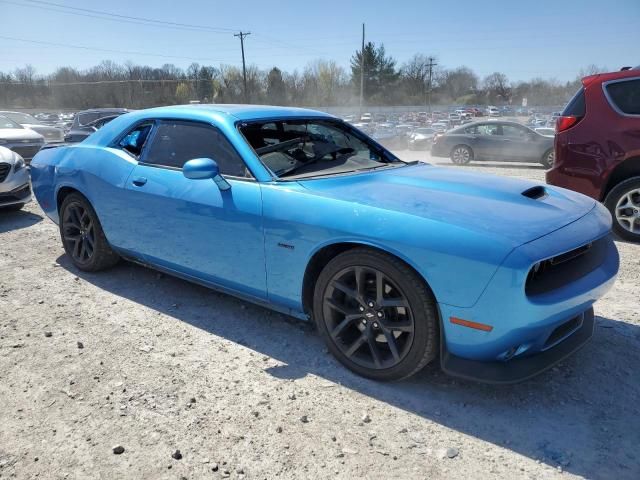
[1, 153, 639, 480]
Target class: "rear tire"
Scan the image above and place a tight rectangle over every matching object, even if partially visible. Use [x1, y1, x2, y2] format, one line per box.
[604, 176, 640, 242]
[450, 145, 473, 165]
[313, 248, 439, 381]
[59, 193, 120, 271]
[541, 149, 555, 169]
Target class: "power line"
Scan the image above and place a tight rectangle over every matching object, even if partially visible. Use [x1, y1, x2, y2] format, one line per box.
[0, 35, 224, 62]
[13, 0, 238, 33]
[234, 31, 251, 103]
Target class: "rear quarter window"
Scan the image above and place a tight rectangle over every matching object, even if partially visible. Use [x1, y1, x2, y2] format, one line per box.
[605, 78, 640, 115]
[562, 88, 586, 116]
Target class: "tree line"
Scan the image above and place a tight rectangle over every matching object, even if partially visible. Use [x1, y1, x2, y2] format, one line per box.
[0, 42, 606, 110]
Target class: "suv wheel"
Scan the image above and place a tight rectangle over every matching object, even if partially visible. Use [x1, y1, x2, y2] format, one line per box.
[604, 176, 640, 242]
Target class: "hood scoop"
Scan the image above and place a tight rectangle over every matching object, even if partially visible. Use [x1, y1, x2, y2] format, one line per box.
[522, 185, 548, 200]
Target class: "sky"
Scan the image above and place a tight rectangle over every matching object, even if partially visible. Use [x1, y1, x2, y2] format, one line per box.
[1, 0, 639, 82]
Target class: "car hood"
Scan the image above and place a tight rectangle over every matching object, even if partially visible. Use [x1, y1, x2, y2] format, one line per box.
[297, 163, 596, 247]
[0, 128, 44, 141]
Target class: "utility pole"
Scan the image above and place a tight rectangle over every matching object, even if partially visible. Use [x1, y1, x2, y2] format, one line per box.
[234, 31, 251, 103]
[426, 56, 437, 114]
[359, 23, 365, 117]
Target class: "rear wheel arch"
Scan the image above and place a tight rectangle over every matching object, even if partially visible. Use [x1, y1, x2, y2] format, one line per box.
[602, 156, 640, 201]
[56, 186, 85, 214]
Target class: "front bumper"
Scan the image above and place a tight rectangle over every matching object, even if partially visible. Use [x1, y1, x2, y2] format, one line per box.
[441, 308, 594, 384]
[0, 164, 32, 207]
[438, 202, 618, 383]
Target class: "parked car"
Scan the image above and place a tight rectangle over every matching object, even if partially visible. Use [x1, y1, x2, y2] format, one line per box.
[408, 127, 436, 150]
[0, 145, 31, 211]
[534, 127, 555, 137]
[487, 106, 500, 117]
[30, 105, 618, 383]
[547, 67, 640, 241]
[431, 121, 554, 167]
[0, 115, 45, 163]
[371, 125, 407, 150]
[64, 109, 128, 142]
[0, 111, 64, 143]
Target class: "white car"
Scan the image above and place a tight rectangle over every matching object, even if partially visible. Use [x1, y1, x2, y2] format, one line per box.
[0, 146, 31, 211]
[0, 111, 64, 143]
[0, 115, 45, 163]
[487, 106, 500, 117]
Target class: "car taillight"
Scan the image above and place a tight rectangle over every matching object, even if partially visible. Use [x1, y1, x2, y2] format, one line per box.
[556, 115, 582, 133]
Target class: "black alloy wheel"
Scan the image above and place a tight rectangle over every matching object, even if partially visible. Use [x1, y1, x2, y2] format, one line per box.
[59, 193, 120, 271]
[62, 202, 95, 264]
[314, 248, 439, 381]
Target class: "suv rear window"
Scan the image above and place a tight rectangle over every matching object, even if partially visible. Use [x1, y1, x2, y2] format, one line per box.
[562, 88, 585, 116]
[605, 79, 640, 115]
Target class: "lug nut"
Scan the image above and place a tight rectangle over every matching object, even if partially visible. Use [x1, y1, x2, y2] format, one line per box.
[368, 302, 374, 308]
[377, 311, 383, 318]
[359, 306, 365, 312]
[362, 319, 367, 324]
[373, 323, 379, 328]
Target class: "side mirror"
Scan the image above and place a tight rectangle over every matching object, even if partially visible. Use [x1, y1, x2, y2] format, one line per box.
[183, 158, 231, 191]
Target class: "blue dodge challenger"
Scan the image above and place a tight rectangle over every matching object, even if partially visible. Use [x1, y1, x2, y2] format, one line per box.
[30, 105, 619, 383]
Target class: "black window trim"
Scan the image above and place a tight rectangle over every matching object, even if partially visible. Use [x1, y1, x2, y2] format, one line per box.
[602, 76, 640, 118]
[129, 118, 256, 181]
[110, 119, 156, 160]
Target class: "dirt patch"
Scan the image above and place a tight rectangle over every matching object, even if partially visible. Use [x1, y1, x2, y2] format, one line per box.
[0, 157, 638, 479]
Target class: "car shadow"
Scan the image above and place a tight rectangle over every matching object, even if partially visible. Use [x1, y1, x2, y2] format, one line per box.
[57, 255, 640, 480]
[432, 161, 546, 170]
[0, 207, 43, 233]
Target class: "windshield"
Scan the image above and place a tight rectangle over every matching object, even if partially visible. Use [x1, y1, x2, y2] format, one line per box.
[3, 112, 41, 125]
[0, 115, 23, 129]
[240, 119, 405, 179]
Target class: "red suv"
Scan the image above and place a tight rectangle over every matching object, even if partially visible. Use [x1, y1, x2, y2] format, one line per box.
[547, 67, 640, 241]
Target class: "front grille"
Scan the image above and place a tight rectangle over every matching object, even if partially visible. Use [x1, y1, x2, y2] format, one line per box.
[0, 163, 10, 182]
[525, 236, 609, 296]
[9, 144, 42, 161]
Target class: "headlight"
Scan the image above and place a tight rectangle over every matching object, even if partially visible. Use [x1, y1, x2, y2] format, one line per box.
[13, 155, 25, 172]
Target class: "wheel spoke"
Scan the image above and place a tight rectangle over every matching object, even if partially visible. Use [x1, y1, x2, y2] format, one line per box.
[354, 266, 367, 299]
[64, 234, 80, 242]
[381, 328, 401, 362]
[331, 280, 358, 301]
[380, 298, 408, 308]
[330, 314, 361, 338]
[366, 331, 383, 368]
[326, 298, 352, 316]
[79, 240, 87, 260]
[344, 334, 367, 358]
[384, 320, 414, 333]
[72, 238, 82, 258]
[375, 271, 385, 304]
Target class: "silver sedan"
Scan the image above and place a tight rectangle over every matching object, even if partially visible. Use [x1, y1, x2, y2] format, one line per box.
[0, 115, 45, 164]
[0, 146, 31, 211]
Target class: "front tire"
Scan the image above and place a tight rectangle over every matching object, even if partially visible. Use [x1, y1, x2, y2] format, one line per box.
[604, 177, 640, 242]
[59, 193, 120, 271]
[313, 248, 439, 381]
[450, 145, 473, 165]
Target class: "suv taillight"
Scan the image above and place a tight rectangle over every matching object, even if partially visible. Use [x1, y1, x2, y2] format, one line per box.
[556, 115, 582, 133]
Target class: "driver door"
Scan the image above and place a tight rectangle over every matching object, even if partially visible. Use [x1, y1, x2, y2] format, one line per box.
[121, 119, 267, 299]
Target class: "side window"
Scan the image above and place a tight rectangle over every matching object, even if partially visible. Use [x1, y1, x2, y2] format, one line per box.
[118, 123, 153, 158]
[477, 124, 500, 136]
[502, 125, 528, 138]
[144, 121, 248, 177]
[606, 79, 640, 115]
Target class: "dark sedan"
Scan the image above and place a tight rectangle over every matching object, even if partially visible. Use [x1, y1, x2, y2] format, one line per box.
[64, 109, 129, 143]
[431, 121, 555, 168]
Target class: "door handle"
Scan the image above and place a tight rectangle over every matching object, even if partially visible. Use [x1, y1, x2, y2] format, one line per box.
[132, 177, 147, 186]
